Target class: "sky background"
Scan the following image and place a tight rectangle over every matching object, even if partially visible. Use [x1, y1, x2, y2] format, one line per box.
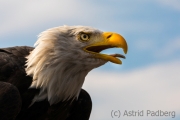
[0, 0, 180, 120]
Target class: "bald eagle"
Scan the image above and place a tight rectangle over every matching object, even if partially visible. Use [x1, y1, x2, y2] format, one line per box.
[0, 26, 128, 120]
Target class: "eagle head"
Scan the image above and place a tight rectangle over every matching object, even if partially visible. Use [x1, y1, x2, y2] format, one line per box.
[26, 25, 128, 105]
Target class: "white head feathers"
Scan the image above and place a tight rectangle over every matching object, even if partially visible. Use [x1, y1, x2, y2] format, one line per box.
[26, 25, 106, 105]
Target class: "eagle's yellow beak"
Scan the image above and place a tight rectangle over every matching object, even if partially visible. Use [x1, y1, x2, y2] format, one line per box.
[84, 32, 128, 64]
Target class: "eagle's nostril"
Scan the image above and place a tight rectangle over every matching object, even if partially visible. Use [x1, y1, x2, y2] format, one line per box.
[107, 34, 112, 39]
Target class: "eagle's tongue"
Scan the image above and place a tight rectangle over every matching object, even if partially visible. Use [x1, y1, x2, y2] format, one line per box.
[110, 54, 126, 59]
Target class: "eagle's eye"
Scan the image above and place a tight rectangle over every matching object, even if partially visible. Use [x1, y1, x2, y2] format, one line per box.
[80, 33, 90, 41]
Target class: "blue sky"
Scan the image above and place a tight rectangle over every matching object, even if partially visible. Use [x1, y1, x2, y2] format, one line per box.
[0, 0, 180, 120]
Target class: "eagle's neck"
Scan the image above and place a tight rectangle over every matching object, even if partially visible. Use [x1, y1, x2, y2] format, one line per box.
[26, 54, 91, 105]
[29, 61, 92, 105]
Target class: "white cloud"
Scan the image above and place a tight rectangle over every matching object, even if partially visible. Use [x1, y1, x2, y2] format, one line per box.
[83, 60, 180, 120]
[0, 0, 102, 36]
[0, 0, 165, 37]
[156, 0, 180, 11]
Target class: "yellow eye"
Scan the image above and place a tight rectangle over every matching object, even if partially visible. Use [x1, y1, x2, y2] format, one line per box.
[80, 33, 90, 41]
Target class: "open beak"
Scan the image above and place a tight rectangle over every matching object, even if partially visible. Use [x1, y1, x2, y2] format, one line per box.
[83, 32, 128, 64]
